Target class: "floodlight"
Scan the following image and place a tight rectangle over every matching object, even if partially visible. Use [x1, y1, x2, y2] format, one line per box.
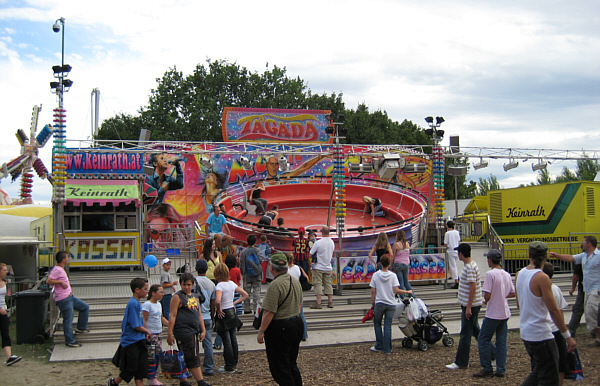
[200, 155, 214, 169]
[240, 156, 253, 170]
[436, 116, 445, 125]
[278, 156, 289, 172]
[424, 116, 434, 124]
[532, 160, 547, 171]
[503, 159, 519, 171]
[473, 158, 489, 170]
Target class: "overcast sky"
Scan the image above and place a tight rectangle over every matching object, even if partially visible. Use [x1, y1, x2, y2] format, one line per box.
[1, 0, 599, 203]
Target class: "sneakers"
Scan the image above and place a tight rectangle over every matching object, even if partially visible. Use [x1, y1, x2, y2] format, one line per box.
[212, 344, 221, 350]
[310, 303, 322, 309]
[148, 378, 163, 385]
[370, 346, 382, 353]
[75, 328, 90, 334]
[494, 372, 505, 378]
[445, 363, 466, 370]
[473, 369, 493, 378]
[5, 355, 22, 366]
[327, 302, 334, 308]
[107, 378, 117, 386]
[217, 366, 236, 374]
[197, 380, 211, 386]
[66, 341, 82, 348]
[243, 310, 253, 314]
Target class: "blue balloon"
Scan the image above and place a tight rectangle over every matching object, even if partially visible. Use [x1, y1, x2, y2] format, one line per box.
[144, 254, 158, 268]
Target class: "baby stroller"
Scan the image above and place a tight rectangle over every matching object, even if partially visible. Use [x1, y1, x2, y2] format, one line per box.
[396, 297, 454, 352]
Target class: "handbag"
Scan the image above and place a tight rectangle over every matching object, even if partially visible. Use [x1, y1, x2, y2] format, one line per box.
[565, 348, 584, 380]
[160, 347, 190, 380]
[253, 276, 293, 330]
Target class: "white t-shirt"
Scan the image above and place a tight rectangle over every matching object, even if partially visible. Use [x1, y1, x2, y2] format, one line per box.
[142, 301, 163, 334]
[215, 280, 238, 310]
[288, 265, 301, 280]
[310, 237, 335, 271]
[549, 283, 568, 332]
[444, 229, 461, 254]
[369, 270, 400, 306]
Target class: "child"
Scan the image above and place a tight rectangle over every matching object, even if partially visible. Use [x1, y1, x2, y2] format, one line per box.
[167, 273, 211, 386]
[225, 254, 243, 316]
[108, 277, 151, 386]
[215, 263, 248, 374]
[542, 262, 569, 385]
[1, 263, 21, 366]
[143, 284, 169, 386]
[161, 258, 178, 320]
[258, 235, 272, 284]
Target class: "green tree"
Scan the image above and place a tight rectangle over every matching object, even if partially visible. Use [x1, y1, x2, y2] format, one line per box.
[575, 156, 600, 180]
[477, 174, 502, 196]
[96, 59, 345, 142]
[536, 168, 553, 185]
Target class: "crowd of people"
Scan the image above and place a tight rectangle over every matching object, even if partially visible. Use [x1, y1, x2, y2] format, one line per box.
[33, 195, 599, 386]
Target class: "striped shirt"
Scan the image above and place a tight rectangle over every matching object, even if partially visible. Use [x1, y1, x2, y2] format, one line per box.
[457, 261, 483, 307]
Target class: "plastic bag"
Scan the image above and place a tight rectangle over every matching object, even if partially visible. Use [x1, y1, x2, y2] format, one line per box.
[160, 347, 190, 380]
[565, 348, 584, 380]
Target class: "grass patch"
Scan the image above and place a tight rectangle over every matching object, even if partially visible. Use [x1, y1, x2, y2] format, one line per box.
[8, 313, 54, 362]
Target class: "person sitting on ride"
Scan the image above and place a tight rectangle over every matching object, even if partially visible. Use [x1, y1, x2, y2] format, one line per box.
[361, 196, 385, 221]
[258, 205, 279, 227]
[249, 181, 268, 215]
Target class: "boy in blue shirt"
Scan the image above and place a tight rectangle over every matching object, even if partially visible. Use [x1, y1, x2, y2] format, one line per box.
[108, 277, 151, 386]
[205, 205, 233, 251]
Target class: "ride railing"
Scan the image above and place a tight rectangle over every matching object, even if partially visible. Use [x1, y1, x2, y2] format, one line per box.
[220, 175, 429, 237]
[143, 224, 198, 282]
[503, 242, 577, 274]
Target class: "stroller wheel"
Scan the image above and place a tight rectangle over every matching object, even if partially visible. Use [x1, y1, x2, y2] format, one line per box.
[442, 336, 454, 347]
[417, 340, 429, 352]
[402, 338, 413, 349]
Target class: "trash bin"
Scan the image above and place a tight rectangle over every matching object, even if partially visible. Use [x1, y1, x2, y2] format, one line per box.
[15, 289, 49, 344]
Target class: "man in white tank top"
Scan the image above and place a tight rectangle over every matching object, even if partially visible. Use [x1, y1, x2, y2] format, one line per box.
[515, 241, 576, 385]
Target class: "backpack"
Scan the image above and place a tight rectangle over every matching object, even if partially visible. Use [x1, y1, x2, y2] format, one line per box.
[246, 249, 261, 277]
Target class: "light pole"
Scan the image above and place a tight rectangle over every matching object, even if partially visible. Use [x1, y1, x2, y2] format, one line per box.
[50, 17, 72, 251]
[424, 116, 445, 247]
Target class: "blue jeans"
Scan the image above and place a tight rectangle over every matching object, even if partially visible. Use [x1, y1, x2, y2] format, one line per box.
[219, 327, 238, 371]
[202, 318, 214, 374]
[393, 263, 412, 297]
[56, 295, 89, 345]
[160, 294, 172, 321]
[454, 305, 481, 367]
[300, 305, 308, 340]
[478, 317, 506, 374]
[373, 303, 396, 353]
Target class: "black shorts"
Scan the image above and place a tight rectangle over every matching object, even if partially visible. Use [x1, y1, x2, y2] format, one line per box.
[552, 331, 568, 373]
[119, 340, 148, 382]
[176, 334, 202, 369]
[258, 216, 272, 226]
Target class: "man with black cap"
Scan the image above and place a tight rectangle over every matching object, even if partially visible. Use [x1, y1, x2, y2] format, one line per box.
[446, 243, 483, 371]
[516, 241, 576, 385]
[474, 249, 515, 378]
[257, 252, 303, 385]
[195, 259, 216, 376]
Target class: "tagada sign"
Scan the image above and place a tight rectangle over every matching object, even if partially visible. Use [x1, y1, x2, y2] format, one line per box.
[221, 107, 333, 143]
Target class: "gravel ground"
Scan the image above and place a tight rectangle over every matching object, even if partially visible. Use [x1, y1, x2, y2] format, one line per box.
[2, 329, 598, 385]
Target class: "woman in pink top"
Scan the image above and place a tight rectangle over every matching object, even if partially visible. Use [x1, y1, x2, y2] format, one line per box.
[392, 230, 412, 296]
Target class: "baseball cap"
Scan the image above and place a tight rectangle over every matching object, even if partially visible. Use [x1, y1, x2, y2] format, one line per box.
[485, 249, 502, 263]
[195, 259, 208, 274]
[529, 241, 548, 256]
[162, 257, 171, 265]
[455, 243, 471, 257]
[269, 252, 288, 267]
